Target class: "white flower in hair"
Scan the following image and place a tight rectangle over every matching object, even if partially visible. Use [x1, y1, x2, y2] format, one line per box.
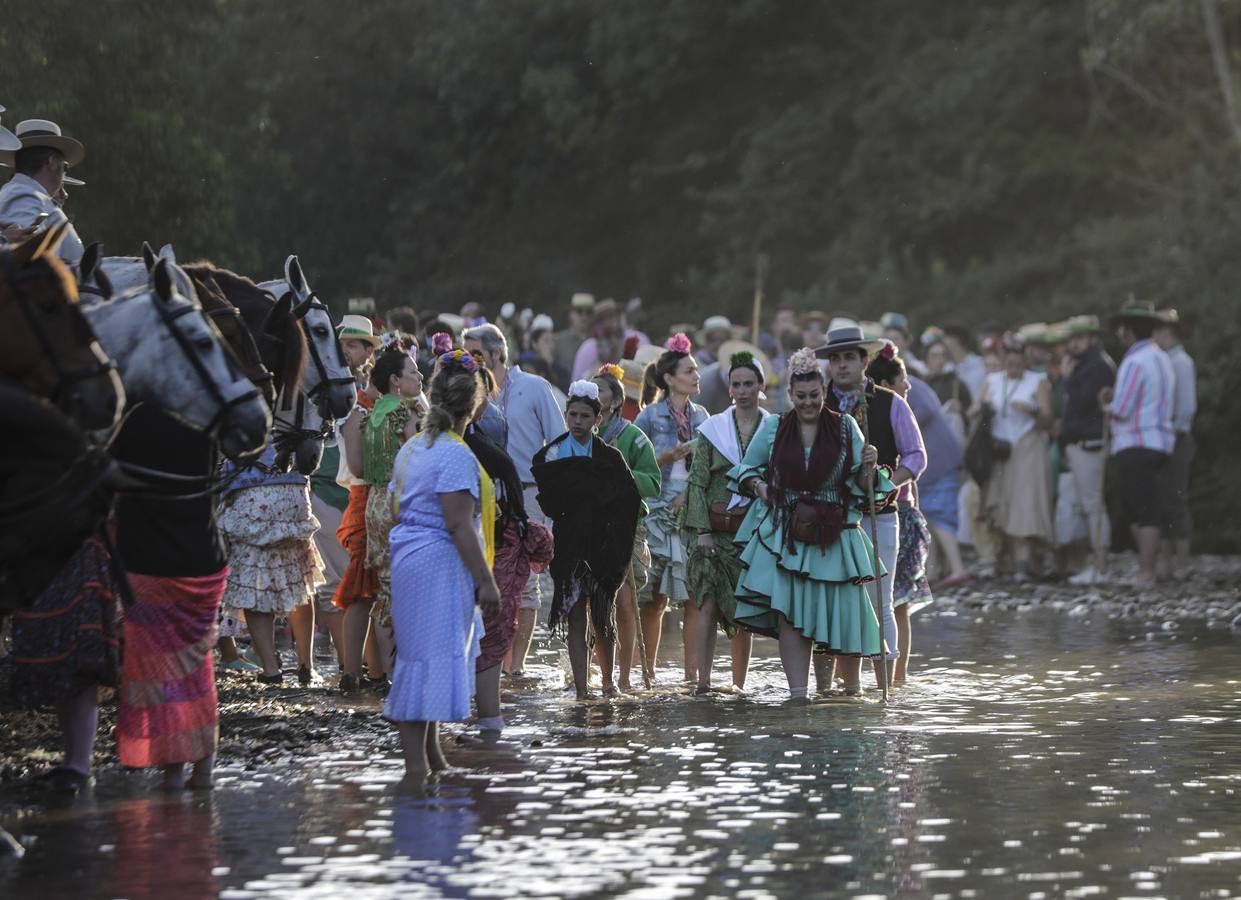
[787, 347, 821, 377]
[568, 380, 600, 401]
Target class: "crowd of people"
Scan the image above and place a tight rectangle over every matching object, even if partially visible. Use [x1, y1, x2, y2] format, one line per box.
[0, 112, 1200, 788]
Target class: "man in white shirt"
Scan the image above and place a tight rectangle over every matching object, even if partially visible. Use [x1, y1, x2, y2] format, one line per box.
[0, 119, 85, 265]
[464, 323, 567, 675]
[1153, 309, 1196, 563]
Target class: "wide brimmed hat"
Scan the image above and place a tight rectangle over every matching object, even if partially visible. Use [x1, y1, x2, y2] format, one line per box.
[813, 324, 886, 359]
[62, 174, 85, 186]
[1110, 300, 1163, 324]
[619, 343, 663, 402]
[0, 104, 19, 153]
[0, 119, 85, 167]
[336, 313, 382, 348]
[1018, 322, 1054, 346]
[718, 339, 776, 386]
[1061, 315, 1101, 337]
[1157, 308, 1181, 327]
[698, 314, 732, 342]
[569, 292, 596, 311]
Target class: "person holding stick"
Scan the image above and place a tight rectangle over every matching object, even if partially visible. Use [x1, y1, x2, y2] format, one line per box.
[730, 348, 895, 699]
[817, 326, 926, 693]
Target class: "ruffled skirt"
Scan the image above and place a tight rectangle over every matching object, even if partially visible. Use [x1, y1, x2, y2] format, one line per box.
[731, 505, 882, 656]
[218, 484, 323, 614]
[364, 485, 397, 624]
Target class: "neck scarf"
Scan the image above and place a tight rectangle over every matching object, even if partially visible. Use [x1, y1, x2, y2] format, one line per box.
[599, 414, 629, 446]
[667, 398, 693, 443]
[363, 394, 412, 487]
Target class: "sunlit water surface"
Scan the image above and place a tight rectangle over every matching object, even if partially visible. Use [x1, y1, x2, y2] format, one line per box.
[2, 607, 1239, 898]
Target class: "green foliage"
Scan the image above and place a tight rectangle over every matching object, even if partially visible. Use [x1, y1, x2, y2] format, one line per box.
[3, 0, 1238, 547]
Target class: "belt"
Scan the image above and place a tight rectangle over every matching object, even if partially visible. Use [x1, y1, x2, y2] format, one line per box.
[521, 481, 537, 488]
[1071, 439, 1105, 452]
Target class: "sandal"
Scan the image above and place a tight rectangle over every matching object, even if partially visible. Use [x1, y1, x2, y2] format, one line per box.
[258, 672, 283, 685]
[296, 664, 313, 686]
[338, 673, 358, 694]
[36, 766, 91, 795]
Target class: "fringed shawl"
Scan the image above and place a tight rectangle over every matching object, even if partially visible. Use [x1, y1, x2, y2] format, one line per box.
[531, 434, 641, 641]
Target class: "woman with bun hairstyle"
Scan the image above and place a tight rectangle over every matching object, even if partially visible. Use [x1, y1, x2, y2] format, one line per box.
[384, 350, 500, 776]
[731, 348, 895, 698]
[633, 334, 708, 685]
[683, 351, 771, 693]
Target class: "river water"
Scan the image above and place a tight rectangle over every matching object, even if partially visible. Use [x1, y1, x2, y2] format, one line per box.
[2, 606, 1239, 899]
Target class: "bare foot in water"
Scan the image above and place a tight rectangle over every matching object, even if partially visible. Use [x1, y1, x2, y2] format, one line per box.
[185, 755, 215, 790]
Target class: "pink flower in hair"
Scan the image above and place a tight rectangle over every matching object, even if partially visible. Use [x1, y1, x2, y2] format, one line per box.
[879, 340, 897, 360]
[431, 332, 454, 355]
[664, 332, 692, 354]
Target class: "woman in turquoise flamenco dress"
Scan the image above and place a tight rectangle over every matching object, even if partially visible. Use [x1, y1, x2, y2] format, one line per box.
[729, 348, 896, 698]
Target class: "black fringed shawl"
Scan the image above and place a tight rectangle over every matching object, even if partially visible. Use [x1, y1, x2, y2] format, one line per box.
[465, 426, 527, 546]
[531, 434, 641, 641]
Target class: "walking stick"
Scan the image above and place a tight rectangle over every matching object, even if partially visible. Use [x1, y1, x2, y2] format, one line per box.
[858, 392, 890, 703]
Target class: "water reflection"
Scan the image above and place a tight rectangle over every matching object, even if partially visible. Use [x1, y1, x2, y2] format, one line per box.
[2, 609, 1240, 898]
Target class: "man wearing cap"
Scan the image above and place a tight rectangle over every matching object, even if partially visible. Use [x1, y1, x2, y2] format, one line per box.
[553, 293, 596, 384]
[0, 119, 85, 264]
[1059, 316, 1116, 585]
[881, 312, 928, 376]
[1152, 310, 1196, 564]
[1102, 303, 1175, 588]
[464, 322, 567, 675]
[694, 315, 733, 367]
[817, 326, 926, 687]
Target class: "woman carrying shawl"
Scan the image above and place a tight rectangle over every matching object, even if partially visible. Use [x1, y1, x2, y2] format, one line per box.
[532, 381, 642, 700]
[684, 351, 771, 693]
[591, 364, 660, 692]
[384, 350, 499, 777]
[731, 349, 896, 698]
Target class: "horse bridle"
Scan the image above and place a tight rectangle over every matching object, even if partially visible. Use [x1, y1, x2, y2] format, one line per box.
[294, 292, 355, 407]
[0, 251, 117, 406]
[203, 303, 275, 399]
[147, 286, 264, 435]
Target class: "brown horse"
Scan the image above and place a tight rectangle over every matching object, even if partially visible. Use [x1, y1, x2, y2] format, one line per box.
[0, 224, 123, 431]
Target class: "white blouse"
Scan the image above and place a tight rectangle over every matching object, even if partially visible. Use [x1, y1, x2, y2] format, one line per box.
[985, 370, 1044, 445]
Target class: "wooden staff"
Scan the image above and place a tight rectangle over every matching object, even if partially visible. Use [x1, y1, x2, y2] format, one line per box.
[750, 254, 768, 345]
[858, 391, 890, 703]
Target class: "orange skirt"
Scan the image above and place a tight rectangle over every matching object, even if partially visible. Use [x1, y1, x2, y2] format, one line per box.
[332, 485, 378, 609]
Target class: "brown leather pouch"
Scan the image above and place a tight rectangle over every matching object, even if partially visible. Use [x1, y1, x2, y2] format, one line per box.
[708, 500, 745, 534]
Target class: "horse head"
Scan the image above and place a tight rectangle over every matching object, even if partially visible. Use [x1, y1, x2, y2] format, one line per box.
[0, 227, 123, 431]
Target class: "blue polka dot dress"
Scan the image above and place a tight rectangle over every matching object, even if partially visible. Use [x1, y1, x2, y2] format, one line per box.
[384, 433, 485, 723]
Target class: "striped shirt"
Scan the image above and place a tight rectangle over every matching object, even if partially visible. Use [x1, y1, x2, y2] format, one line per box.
[1109, 339, 1174, 455]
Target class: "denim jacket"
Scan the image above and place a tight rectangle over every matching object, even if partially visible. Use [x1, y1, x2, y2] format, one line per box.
[634, 397, 709, 488]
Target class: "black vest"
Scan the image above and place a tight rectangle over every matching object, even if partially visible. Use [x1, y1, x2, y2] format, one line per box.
[827, 383, 899, 467]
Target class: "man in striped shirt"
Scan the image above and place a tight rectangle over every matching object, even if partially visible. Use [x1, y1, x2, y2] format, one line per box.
[1102, 304, 1175, 587]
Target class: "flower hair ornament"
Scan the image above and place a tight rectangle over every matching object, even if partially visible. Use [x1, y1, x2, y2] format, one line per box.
[878, 340, 898, 361]
[664, 332, 692, 354]
[596, 363, 625, 382]
[728, 350, 766, 384]
[439, 348, 479, 374]
[431, 332, 454, 355]
[787, 347, 821, 377]
[568, 380, 601, 402]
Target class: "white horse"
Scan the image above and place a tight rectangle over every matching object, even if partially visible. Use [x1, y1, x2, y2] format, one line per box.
[80, 251, 271, 459]
[259, 255, 356, 422]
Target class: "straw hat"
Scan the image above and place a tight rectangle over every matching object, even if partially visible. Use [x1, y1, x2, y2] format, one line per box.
[1018, 322, 1054, 346]
[0, 104, 19, 153]
[1060, 315, 1100, 337]
[1110, 299, 1164, 324]
[336, 313, 382, 348]
[0, 119, 85, 167]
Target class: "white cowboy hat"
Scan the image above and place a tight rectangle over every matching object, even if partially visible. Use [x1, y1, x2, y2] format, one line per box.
[697, 314, 732, 342]
[63, 174, 85, 186]
[336, 313, 382, 348]
[0, 104, 19, 153]
[0, 119, 85, 167]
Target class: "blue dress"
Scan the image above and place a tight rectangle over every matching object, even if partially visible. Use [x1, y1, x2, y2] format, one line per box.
[383, 433, 485, 723]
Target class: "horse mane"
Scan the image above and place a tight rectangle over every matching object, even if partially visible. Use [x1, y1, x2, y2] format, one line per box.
[183, 261, 306, 397]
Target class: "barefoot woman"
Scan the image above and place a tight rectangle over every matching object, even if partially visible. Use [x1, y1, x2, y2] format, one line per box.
[384, 349, 499, 775]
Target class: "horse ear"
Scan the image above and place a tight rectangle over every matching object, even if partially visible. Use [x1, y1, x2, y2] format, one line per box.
[32, 221, 69, 261]
[158, 243, 177, 264]
[141, 242, 157, 272]
[284, 255, 306, 297]
[95, 266, 114, 300]
[290, 291, 313, 320]
[152, 258, 174, 303]
[9, 222, 60, 266]
[81, 242, 102, 280]
[271, 290, 295, 322]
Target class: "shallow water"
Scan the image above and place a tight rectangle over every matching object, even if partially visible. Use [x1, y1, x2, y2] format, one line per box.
[3, 607, 1240, 899]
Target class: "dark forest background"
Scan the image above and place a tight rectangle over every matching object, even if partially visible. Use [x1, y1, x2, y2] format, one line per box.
[3, 0, 1239, 549]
